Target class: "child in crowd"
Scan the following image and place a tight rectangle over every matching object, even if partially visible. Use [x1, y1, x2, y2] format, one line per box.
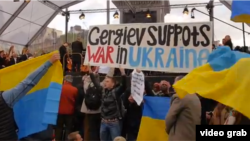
[114, 136, 126, 141]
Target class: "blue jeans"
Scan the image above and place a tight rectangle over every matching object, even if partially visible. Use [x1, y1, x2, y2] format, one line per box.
[100, 120, 122, 141]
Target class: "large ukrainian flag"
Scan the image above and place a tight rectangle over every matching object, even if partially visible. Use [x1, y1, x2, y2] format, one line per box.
[231, 0, 250, 23]
[137, 96, 170, 140]
[0, 51, 63, 139]
[174, 47, 250, 119]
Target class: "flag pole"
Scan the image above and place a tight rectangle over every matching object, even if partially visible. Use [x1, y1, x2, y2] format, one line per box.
[242, 23, 246, 47]
[208, 0, 214, 44]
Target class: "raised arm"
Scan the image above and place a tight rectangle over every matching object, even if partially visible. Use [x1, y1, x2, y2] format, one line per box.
[2, 53, 60, 108]
[88, 65, 102, 89]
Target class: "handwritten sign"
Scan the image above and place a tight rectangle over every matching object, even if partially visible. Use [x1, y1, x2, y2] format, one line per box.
[131, 69, 145, 105]
[84, 22, 212, 72]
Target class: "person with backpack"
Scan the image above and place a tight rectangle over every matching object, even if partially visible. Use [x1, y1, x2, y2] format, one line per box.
[81, 68, 115, 141]
[88, 65, 126, 141]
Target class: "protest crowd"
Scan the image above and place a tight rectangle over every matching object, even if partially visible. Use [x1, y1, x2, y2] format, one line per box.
[0, 46, 47, 69]
[1, 30, 250, 141]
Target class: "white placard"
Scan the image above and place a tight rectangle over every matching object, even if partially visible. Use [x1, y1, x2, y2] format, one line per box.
[131, 69, 145, 105]
[84, 22, 212, 73]
[98, 66, 110, 74]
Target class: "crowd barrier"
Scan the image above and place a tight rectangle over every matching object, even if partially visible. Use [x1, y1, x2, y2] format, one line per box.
[62, 51, 186, 93]
[69, 74, 185, 93]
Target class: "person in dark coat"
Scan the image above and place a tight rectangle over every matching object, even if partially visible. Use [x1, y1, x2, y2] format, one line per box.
[122, 70, 154, 141]
[71, 37, 84, 72]
[20, 47, 29, 62]
[0, 51, 6, 69]
[9, 53, 19, 66]
[59, 42, 69, 72]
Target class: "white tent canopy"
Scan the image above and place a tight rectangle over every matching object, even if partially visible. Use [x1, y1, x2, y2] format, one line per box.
[219, 0, 232, 8]
[0, 0, 83, 47]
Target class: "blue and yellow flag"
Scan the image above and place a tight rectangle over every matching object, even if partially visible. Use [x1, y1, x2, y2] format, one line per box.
[231, 0, 250, 23]
[174, 47, 250, 119]
[137, 96, 170, 140]
[0, 51, 63, 139]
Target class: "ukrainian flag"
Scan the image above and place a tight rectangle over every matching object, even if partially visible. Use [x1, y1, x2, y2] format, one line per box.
[137, 96, 170, 140]
[0, 51, 63, 139]
[174, 46, 250, 119]
[231, 0, 250, 23]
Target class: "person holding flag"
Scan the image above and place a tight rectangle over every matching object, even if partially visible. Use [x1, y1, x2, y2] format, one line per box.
[0, 53, 60, 140]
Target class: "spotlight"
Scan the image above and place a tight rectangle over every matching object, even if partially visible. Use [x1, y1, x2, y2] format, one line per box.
[113, 11, 119, 19]
[13, 0, 19, 2]
[79, 13, 85, 20]
[146, 10, 151, 18]
[183, 5, 189, 15]
[191, 8, 196, 19]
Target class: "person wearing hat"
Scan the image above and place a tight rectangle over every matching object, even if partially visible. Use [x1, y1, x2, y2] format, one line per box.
[55, 75, 78, 140]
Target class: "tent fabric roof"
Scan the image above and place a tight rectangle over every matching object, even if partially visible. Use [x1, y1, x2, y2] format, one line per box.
[0, 1, 83, 47]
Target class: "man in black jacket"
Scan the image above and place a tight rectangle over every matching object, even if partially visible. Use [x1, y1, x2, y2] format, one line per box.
[122, 71, 154, 141]
[59, 42, 69, 72]
[89, 66, 126, 141]
[71, 37, 84, 72]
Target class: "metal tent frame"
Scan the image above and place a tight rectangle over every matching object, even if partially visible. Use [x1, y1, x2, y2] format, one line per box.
[0, 0, 84, 47]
